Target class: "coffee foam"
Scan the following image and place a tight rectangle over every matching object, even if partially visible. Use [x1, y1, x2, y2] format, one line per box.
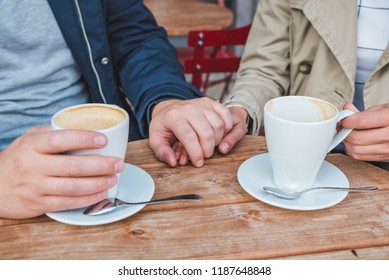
[54, 106, 126, 131]
[267, 98, 337, 123]
[309, 98, 337, 121]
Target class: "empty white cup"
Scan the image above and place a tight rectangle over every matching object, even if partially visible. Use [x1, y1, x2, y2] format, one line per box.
[264, 96, 354, 192]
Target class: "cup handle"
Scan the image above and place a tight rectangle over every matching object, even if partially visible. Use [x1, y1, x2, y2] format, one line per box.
[328, 109, 355, 152]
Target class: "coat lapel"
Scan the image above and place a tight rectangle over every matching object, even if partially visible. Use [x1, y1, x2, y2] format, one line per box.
[291, 0, 358, 87]
[47, 0, 93, 81]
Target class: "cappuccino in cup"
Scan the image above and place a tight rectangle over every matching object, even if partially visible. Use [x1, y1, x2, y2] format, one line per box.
[53, 105, 126, 131]
[52, 103, 130, 198]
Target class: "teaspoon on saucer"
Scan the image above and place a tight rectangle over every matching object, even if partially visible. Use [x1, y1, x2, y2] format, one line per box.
[262, 186, 377, 200]
[83, 194, 202, 216]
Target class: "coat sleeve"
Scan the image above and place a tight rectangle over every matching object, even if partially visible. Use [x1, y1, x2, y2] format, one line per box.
[105, 0, 202, 138]
[223, 0, 291, 135]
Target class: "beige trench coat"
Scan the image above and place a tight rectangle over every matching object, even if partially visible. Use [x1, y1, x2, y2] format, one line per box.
[224, 0, 389, 135]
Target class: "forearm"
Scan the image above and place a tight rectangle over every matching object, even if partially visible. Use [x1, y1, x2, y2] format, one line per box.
[223, 0, 291, 135]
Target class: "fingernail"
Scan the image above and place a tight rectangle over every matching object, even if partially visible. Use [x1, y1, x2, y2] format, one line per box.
[179, 155, 186, 165]
[107, 175, 117, 187]
[219, 142, 230, 154]
[114, 161, 125, 172]
[194, 159, 204, 167]
[98, 190, 108, 199]
[94, 135, 107, 146]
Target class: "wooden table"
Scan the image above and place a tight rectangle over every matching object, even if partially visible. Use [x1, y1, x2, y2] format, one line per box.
[144, 0, 234, 36]
[1, 136, 389, 259]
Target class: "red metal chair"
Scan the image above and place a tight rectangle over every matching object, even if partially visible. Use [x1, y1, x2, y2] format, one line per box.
[182, 24, 251, 100]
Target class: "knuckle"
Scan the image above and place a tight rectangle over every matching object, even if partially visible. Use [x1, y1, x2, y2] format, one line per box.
[52, 178, 77, 196]
[345, 145, 362, 160]
[182, 131, 197, 143]
[102, 158, 116, 174]
[218, 104, 230, 115]
[61, 195, 94, 210]
[203, 147, 215, 158]
[200, 129, 215, 142]
[356, 115, 370, 128]
[91, 179, 104, 192]
[62, 198, 78, 210]
[72, 194, 101, 209]
[165, 107, 181, 119]
[202, 97, 213, 104]
[351, 153, 364, 161]
[96, 176, 113, 191]
[26, 126, 40, 134]
[239, 125, 248, 135]
[180, 104, 194, 113]
[46, 133, 64, 150]
[51, 178, 64, 194]
[346, 132, 359, 144]
[22, 191, 50, 214]
[212, 119, 224, 131]
[13, 157, 31, 175]
[17, 135, 33, 150]
[64, 180, 78, 196]
[64, 157, 83, 175]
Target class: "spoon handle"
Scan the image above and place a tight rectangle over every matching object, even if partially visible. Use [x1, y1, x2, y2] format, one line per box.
[116, 194, 202, 205]
[307, 186, 378, 193]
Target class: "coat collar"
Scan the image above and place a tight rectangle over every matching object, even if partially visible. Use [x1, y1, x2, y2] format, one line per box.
[290, 0, 358, 87]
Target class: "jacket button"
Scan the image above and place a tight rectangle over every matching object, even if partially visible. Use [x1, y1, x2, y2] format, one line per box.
[298, 61, 312, 74]
[101, 57, 110, 65]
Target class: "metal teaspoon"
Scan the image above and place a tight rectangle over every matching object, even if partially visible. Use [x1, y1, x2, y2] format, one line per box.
[262, 186, 377, 200]
[83, 194, 202, 216]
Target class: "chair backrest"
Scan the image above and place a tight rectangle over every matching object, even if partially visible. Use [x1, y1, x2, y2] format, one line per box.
[184, 24, 251, 93]
[217, 0, 225, 7]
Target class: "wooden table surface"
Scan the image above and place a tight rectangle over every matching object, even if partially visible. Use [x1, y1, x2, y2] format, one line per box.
[144, 0, 234, 36]
[1, 135, 389, 260]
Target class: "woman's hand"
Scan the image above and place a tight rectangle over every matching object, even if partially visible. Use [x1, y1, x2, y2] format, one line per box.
[341, 103, 389, 161]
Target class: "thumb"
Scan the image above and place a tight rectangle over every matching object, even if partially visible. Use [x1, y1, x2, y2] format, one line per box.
[340, 102, 360, 129]
[343, 102, 360, 112]
[149, 136, 178, 167]
[218, 125, 246, 154]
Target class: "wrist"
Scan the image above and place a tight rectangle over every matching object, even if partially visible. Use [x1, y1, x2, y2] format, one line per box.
[230, 104, 250, 121]
[150, 99, 178, 119]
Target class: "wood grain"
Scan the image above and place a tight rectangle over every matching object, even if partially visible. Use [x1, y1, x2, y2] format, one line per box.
[1, 136, 388, 260]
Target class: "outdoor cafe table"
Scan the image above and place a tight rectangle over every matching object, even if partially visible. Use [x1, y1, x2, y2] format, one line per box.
[144, 0, 234, 36]
[1, 135, 389, 259]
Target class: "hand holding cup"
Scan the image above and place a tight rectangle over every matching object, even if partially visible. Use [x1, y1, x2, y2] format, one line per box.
[52, 103, 129, 198]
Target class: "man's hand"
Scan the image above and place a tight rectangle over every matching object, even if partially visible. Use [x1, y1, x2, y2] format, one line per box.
[342, 102, 389, 161]
[0, 126, 124, 219]
[149, 97, 233, 167]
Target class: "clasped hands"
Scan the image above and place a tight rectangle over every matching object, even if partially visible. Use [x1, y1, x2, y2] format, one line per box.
[150, 99, 389, 167]
[149, 97, 249, 167]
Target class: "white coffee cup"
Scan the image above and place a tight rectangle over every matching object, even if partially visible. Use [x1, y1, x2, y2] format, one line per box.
[51, 103, 129, 198]
[264, 96, 354, 192]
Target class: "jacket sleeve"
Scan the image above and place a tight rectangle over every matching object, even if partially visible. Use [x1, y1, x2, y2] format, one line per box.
[105, 0, 202, 138]
[223, 0, 291, 135]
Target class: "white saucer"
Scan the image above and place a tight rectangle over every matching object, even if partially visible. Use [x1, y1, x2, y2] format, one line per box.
[46, 163, 155, 226]
[237, 153, 349, 211]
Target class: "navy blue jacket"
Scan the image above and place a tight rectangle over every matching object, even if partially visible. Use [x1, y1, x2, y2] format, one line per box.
[47, 0, 202, 140]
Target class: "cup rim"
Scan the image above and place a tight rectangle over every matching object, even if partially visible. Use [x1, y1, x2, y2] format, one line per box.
[51, 103, 129, 132]
[264, 96, 339, 125]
